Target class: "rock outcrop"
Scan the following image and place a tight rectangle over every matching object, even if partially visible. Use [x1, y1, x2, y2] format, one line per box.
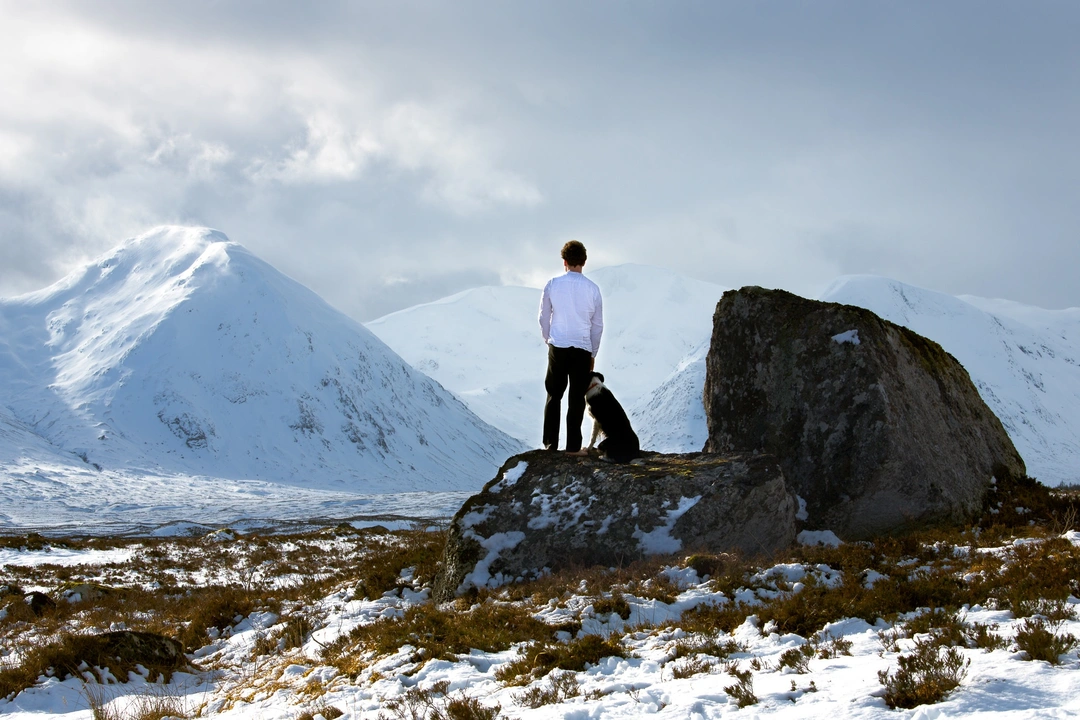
[703, 287, 1027, 540]
[433, 449, 796, 602]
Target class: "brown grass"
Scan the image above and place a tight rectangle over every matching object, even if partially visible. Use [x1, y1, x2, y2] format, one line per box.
[3, 495, 1079, 708]
[495, 634, 628, 686]
[323, 601, 553, 678]
[878, 639, 969, 709]
[0, 631, 190, 700]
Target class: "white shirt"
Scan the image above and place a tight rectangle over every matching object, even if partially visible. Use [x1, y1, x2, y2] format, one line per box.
[538, 271, 603, 356]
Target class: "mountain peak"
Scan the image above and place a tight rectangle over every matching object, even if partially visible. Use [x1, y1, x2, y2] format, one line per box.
[1, 226, 523, 494]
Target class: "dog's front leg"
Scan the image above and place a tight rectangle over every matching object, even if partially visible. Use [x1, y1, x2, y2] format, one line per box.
[588, 418, 603, 449]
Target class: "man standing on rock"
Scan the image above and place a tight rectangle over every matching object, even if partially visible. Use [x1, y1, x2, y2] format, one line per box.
[539, 240, 603, 455]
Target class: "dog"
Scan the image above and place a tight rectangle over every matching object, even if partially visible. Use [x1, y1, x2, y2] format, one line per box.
[585, 371, 641, 463]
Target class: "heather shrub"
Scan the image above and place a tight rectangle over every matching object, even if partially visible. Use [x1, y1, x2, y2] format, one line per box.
[380, 680, 503, 720]
[684, 552, 738, 579]
[678, 601, 751, 635]
[296, 707, 344, 720]
[592, 592, 631, 620]
[513, 670, 580, 708]
[1014, 617, 1078, 665]
[969, 622, 1008, 651]
[0, 631, 189, 701]
[495, 634, 627, 685]
[352, 528, 446, 600]
[84, 682, 191, 720]
[325, 601, 551, 676]
[878, 638, 969, 709]
[176, 585, 268, 651]
[777, 644, 813, 673]
[992, 538, 1080, 617]
[904, 607, 970, 648]
[501, 556, 672, 605]
[671, 634, 743, 660]
[723, 663, 756, 708]
[670, 655, 711, 679]
[813, 631, 854, 658]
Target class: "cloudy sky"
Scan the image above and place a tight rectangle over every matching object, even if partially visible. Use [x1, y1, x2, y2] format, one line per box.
[2, 1, 1078, 320]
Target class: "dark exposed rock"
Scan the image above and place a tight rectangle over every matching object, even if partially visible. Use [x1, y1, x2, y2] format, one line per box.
[433, 449, 797, 602]
[55, 631, 191, 682]
[25, 591, 56, 616]
[92, 630, 188, 671]
[703, 287, 1027, 540]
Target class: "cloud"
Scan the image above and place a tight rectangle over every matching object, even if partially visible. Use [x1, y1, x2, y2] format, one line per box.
[249, 112, 379, 185]
[246, 103, 542, 215]
[1, 1, 1079, 318]
[380, 103, 543, 215]
[0, 3, 547, 306]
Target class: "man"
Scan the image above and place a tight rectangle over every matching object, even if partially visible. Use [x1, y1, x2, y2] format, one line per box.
[538, 240, 603, 455]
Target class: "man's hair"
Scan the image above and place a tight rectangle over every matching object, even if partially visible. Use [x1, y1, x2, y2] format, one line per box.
[561, 240, 587, 267]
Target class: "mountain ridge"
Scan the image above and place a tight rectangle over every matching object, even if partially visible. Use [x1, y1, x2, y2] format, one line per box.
[369, 273, 1080, 486]
[3, 228, 1077, 534]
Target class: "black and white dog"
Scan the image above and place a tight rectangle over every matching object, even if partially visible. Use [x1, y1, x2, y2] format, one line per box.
[585, 372, 641, 463]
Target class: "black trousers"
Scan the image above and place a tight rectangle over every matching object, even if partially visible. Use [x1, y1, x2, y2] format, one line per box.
[543, 345, 592, 452]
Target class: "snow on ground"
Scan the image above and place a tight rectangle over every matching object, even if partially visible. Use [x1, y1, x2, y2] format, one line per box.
[2, 534, 1078, 718]
[0, 452, 469, 535]
[0, 546, 135, 568]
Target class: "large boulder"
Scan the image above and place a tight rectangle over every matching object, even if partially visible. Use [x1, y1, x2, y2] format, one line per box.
[703, 287, 1027, 540]
[433, 449, 796, 602]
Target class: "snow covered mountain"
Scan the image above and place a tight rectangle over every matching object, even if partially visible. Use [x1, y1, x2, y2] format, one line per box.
[371, 271, 1079, 487]
[4, 231, 1075, 534]
[0, 227, 523, 497]
[628, 341, 709, 454]
[366, 264, 728, 447]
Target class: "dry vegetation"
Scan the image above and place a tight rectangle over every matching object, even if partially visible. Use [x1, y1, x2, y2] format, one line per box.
[0, 480, 1077, 715]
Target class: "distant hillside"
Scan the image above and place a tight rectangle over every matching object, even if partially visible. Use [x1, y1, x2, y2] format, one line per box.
[627, 278, 1080, 486]
[0, 226, 523, 495]
[628, 342, 709, 454]
[372, 271, 1079, 486]
[366, 264, 727, 447]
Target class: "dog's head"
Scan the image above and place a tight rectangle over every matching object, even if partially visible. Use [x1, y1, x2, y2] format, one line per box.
[586, 371, 605, 399]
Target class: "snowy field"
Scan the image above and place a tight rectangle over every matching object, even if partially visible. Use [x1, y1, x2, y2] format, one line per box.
[1, 530, 1078, 719]
[0, 457, 469, 537]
